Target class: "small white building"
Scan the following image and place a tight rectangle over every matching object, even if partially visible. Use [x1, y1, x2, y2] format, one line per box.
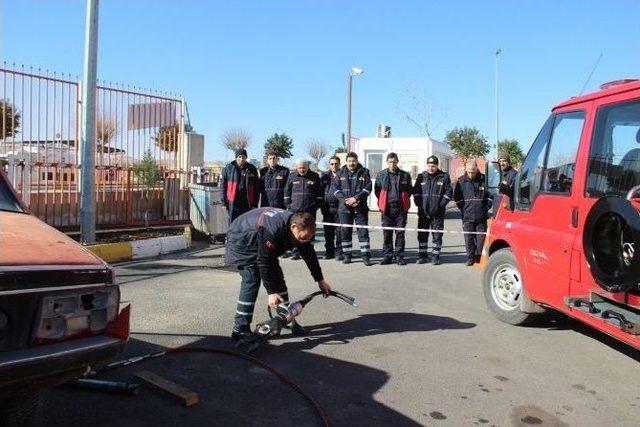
[352, 129, 454, 211]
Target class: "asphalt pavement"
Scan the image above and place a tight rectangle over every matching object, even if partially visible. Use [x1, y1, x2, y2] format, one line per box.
[42, 213, 640, 426]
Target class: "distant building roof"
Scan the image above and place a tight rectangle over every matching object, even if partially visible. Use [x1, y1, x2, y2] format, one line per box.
[5, 139, 125, 154]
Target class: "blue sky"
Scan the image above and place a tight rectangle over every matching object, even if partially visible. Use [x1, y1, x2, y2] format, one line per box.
[2, 0, 640, 163]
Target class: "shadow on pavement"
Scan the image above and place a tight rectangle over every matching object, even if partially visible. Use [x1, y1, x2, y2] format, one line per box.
[41, 313, 475, 427]
[262, 312, 476, 352]
[523, 311, 640, 362]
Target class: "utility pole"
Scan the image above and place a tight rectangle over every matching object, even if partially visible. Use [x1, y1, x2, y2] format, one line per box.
[80, 0, 99, 243]
[346, 67, 363, 153]
[494, 48, 502, 160]
[346, 73, 353, 153]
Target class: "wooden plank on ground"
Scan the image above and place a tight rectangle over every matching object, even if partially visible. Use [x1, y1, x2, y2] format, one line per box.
[135, 370, 199, 407]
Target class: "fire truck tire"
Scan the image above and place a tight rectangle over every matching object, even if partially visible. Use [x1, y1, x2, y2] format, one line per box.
[583, 196, 640, 292]
[483, 248, 537, 325]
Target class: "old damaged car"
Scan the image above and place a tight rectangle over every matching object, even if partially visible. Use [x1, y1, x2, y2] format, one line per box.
[0, 169, 130, 424]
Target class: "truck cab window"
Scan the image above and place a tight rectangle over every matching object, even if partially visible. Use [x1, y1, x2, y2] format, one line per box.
[516, 115, 554, 207]
[586, 100, 640, 198]
[541, 111, 585, 194]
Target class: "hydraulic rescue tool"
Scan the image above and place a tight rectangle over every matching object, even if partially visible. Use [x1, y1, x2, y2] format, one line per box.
[235, 290, 357, 353]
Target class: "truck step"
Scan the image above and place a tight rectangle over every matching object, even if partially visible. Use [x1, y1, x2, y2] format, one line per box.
[565, 293, 640, 335]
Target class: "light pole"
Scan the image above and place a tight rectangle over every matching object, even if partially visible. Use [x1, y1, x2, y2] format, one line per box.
[80, 0, 99, 244]
[346, 66, 364, 153]
[494, 48, 502, 160]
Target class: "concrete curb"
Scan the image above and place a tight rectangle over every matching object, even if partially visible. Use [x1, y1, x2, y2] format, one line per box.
[86, 227, 192, 263]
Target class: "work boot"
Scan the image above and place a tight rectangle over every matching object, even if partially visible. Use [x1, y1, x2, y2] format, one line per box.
[343, 255, 352, 264]
[380, 257, 393, 265]
[231, 325, 252, 342]
[396, 256, 407, 266]
[417, 255, 431, 264]
[466, 258, 475, 266]
[362, 256, 373, 266]
[324, 251, 335, 260]
[432, 254, 441, 265]
[335, 253, 344, 261]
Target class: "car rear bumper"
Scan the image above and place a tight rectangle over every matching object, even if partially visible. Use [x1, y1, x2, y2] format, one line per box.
[0, 335, 125, 389]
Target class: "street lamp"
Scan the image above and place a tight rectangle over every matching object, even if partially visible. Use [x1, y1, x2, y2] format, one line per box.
[494, 48, 502, 160]
[346, 66, 364, 152]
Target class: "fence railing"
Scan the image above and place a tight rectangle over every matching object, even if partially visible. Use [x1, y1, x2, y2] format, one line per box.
[1, 64, 194, 230]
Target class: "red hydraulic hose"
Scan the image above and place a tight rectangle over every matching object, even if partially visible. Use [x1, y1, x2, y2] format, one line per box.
[100, 346, 331, 427]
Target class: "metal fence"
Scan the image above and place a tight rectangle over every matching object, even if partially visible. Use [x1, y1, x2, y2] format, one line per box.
[0, 64, 193, 230]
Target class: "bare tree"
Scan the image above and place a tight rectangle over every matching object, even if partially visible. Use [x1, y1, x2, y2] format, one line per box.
[96, 115, 117, 149]
[307, 138, 329, 170]
[396, 85, 446, 138]
[222, 128, 251, 152]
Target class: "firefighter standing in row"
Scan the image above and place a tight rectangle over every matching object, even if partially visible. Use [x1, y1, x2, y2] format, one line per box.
[225, 208, 331, 340]
[320, 156, 343, 260]
[374, 152, 412, 266]
[284, 159, 323, 260]
[333, 152, 373, 266]
[413, 155, 452, 265]
[259, 152, 289, 209]
[221, 149, 260, 224]
[454, 160, 491, 266]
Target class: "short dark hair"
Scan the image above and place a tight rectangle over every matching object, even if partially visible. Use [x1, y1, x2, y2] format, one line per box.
[266, 152, 279, 158]
[346, 152, 358, 160]
[386, 152, 398, 161]
[290, 212, 316, 230]
[329, 155, 341, 163]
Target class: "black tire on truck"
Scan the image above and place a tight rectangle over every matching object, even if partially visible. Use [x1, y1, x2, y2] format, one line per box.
[0, 387, 42, 427]
[482, 248, 538, 325]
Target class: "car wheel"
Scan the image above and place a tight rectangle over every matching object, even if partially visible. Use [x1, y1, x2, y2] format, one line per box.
[483, 248, 537, 325]
[0, 387, 42, 427]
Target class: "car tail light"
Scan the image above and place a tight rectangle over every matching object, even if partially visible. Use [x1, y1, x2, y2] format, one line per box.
[35, 286, 120, 343]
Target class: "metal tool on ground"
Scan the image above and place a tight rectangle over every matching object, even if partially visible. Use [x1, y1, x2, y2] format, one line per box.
[235, 290, 357, 354]
[66, 378, 140, 396]
[88, 350, 167, 376]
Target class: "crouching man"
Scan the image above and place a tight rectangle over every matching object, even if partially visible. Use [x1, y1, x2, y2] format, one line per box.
[225, 208, 332, 340]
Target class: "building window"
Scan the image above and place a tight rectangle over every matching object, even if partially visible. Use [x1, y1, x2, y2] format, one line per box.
[365, 152, 384, 177]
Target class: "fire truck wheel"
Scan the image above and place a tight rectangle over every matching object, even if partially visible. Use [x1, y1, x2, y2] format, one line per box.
[483, 248, 537, 325]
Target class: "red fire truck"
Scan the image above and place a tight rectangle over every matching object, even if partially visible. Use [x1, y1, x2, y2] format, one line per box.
[482, 79, 640, 350]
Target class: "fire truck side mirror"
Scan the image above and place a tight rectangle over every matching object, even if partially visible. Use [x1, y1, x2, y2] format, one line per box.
[486, 161, 502, 194]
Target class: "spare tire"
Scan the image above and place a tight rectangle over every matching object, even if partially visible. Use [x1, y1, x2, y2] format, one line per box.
[583, 196, 640, 292]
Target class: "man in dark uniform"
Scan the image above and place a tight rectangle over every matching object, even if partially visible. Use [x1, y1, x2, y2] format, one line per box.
[221, 149, 260, 224]
[454, 160, 491, 266]
[413, 155, 452, 265]
[333, 152, 373, 266]
[374, 152, 412, 266]
[495, 154, 518, 209]
[225, 208, 332, 340]
[320, 156, 343, 260]
[259, 152, 289, 208]
[284, 159, 323, 260]
[498, 155, 517, 188]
